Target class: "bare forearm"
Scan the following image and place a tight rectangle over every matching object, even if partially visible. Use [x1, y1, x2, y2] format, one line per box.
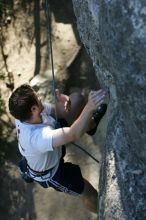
[52, 89, 107, 147]
[70, 104, 94, 139]
[52, 104, 93, 148]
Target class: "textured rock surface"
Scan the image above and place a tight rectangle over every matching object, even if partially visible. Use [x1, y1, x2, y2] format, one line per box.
[72, 0, 146, 219]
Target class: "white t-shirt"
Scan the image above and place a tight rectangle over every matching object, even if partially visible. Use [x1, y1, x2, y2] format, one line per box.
[16, 103, 62, 181]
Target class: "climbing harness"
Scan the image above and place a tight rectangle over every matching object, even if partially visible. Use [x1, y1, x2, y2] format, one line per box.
[45, 0, 99, 164]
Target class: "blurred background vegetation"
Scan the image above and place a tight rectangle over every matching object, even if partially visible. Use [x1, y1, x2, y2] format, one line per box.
[0, 1, 14, 165]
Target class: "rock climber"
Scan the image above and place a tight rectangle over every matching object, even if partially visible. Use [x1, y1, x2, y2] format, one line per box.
[8, 84, 108, 213]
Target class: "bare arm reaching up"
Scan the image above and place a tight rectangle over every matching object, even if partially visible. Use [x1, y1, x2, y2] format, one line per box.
[52, 89, 107, 147]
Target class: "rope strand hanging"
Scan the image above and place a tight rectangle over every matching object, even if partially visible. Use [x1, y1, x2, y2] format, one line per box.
[45, 0, 99, 164]
[45, 0, 58, 122]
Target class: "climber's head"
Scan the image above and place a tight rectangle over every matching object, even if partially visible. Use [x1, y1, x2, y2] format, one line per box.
[9, 84, 43, 122]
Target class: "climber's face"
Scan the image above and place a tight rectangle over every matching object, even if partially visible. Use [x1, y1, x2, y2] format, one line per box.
[31, 92, 44, 117]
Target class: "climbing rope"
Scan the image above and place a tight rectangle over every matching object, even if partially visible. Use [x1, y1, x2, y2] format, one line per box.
[45, 0, 58, 122]
[72, 142, 99, 163]
[45, 0, 99, 164]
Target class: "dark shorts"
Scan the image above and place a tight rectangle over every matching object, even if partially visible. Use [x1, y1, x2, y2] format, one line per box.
[37, 119, 85, 195]
[37, 159, 85, 196]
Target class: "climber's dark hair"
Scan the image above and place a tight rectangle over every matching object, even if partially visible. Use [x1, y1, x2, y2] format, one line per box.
[9, 84, 38, 121]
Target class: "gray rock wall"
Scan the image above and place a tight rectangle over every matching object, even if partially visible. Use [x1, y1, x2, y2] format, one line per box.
[72, 0, 146, 219]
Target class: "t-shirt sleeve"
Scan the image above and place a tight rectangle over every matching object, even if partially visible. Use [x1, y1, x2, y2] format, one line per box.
[30, 127, 54, 153]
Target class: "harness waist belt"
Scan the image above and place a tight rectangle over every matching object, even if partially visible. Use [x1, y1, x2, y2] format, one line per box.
[28, 164, 55, 177]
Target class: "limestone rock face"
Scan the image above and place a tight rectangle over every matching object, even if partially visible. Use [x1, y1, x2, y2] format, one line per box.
[72, 0, 146, 219]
